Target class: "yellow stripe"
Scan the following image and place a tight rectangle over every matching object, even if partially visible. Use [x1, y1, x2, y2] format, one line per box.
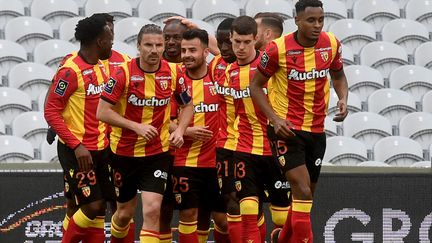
[186, 80, 204, 167]
[223, 67, 239, 150]
[227, 214, 242, 222]
[90, 217, 105, 229]
[178, 221, 198, 234]
[197, 229, 209, 243]
[239, 196, 259, 215]
[301, 47, 316, 132]
[257, 214, 265, 227]
[274, 37, 289, 121]
[292, 200, 313, 213]
[94, 64, 108, 150]
[72, 209, 92, 229]
[62, 215, 70, 231]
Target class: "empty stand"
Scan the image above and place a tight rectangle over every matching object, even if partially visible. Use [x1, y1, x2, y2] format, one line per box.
[192, 0, 239, 28]
[0, 40, 27, 77]
[115, 17, 155, 47]
[324, 136, 368, 165]
[112, 41, 138, 59]
[40, 139, 59, 163]
[8, 62, 54, 100]
[410, 161, 431, 168]
[33, 39, 77, 70]
[84, 0, 132, 20]
[422, 90, 432, 113]
[188, 19, 216, 35]
[328, 89, 362, 117]
[368, 88, 416, 126]
[357, 161, 390, 167]
[405, 0, 432, 32]
[0, 118, 4, 135]
[320, 0, 348, 31]
[374, 136, 423, 166]
[12, 111, 48, 149]
[283, 19, 297, 34]
[329, 19, 376, 55]
[341, 44, 355, 66]
[59, 17, 83, 43]
[0, 0, 24, 29]
[360, 41, 409, 78]
[38, 90, 48, 112]
[4, 17, 53, 53]
[138, 0, 187, 25]
[0, 87, 32, 125]
[344, 65, 384, 102]
[0, 135, 34, 163]
[353, 0, 399, 31]
[245, 0, 293, 20]
[414, 42, 432, 69]
[30, 0, 79, 29]
[399, 112, 432, 150]
[381, 19, 429, 54]
[389, 65, 432, 102]
[325, 116, 338, 137]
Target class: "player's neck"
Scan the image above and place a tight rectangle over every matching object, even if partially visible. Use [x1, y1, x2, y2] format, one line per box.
[237, 50, 258, 66]
[186, 64, 208, 80]
[78, 48, 99, 65]
[295, 31, 318, 47]
[138, 57, 160, 73]
[163, 52, 182, 63]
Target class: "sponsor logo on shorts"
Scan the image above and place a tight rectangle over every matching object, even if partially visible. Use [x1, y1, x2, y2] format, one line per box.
[218, 178, 223, 190]
[278, 156, 286, 167]
[82, 186, 91, 197]
[175, 193, 182, 204]
[235, 181, 242, 192]
[64, 182, 69, 192]
[115, 187, 120, 197]
[274, 180, 290, 189]
[315, 158, 322, 166]
[153, 170, 168, 179]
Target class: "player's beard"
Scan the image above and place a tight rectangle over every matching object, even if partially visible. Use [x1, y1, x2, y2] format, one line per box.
[183, 56, 204, 71]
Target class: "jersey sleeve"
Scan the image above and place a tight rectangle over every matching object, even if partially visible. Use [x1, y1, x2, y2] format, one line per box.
[44, 67, 81, 149]
[172, 64, 191, 106]
[101, 65, 126, 105]
[257, 41, 280, 78]
[330, 39, 343, 71]
[170, 93, 180, 119]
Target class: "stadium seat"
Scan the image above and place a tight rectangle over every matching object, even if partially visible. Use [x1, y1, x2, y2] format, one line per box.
[0, 87, 32, 125]
[360, 41, 409, 79]
[8, 62, 54, 100]
[374, 136, 423, 166]
[244, 0, 293, 20]
[138, 0, 186, 25]
[320, 0, 348, 31]
[357, 161, 390, 167]
[389, 65, 432, 102]
[405, 0, 432, 32]
[30, 0, 79, 29]
[0, 118, 5, 135]
[4, 17, 53, 53]
[40, 139, 59, 163]
[328, 19, 376, 55]
[85, 0, 132, 20]
[0, 135, 34, 163]
[325, 116, 338, 137]
[192, 0, 239, 28]
[341, 44, 355, 66]
[59, 17, 83, 43]
[188, 19, 216, 35]
[414, 42, 432, 69]
[381, 19, 429, 54]
[0, 0, 24, 29]
[399, 112, 432, 150]
[343, 112, 392, 150]
[12, 111, 48, 149]
[283, 18, 297, 34]
[114, 17, 155, 46]
[324, 136, 368, 165]
[0, 40, 27, 77]
[368, 88, 416, 126]
[33, 39, 77, 70]
[38, 90, 48, 112]
[352, 0, 399, 31]
[344, 65, 384, 102]
[410, 161, 431, 168]
[422, 90, 432, 113]
[112, 41, 138, 59]
[328, 89, 362, 117]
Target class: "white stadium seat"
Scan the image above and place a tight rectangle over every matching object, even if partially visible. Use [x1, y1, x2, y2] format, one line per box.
[360, 41, 409, 78]
[245, 0, 293, 20]
[85, 0, 132, 20]
[34, 39, 77, 70]
[0, 40, 27, 77]
[320, 0, 348, 31]
[0, 0, 24, 29]
[283, 19, 297, 34]
[389, 65, 432, 102]
[40, 139, 59, 163]
[374, 136, 423, 166]
[0, 118, 5, 135]
[410, 161, 431, 168]
[0, 135, 34, 163]
[399, 112, 432, 150]
[422, 90, 432, 113]
[353, 0, 399, 31]
[192, 0, 239, 28]
[405, 0, 432, 32]
[12, 111, 48, 149]
[357, 161, 390, 167]
[8, 62, 54, 100]
[324, 136, 368, 165]
[114, 17, 155, 46]
[30, 0, 79, 29]
[381, 19, 430, 54]
[59, 17, 83, 43]
[368, 88, 416, 126]
[38, 90, 48, 112]
[328, 89, 362, 117]
[325, 116, 338, 137]
[343, 112, 392, 150]
[0, 87, 32, 125]
[4, 16, 53, 53]
[341, 44, 355, 66]
[138, 0, 186, 25]
[112, 41, 138, 59]
[344, 65, 384, 102]
[414, 42, 432, 69]
[188, 19, 216, 35]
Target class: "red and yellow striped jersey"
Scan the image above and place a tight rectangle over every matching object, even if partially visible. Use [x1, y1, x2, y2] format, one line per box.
[45, 52, 109, 150]
[101, 58, 189, 157]
[101, 49, 130, 77]
[258, 31, 343, 133]
[227, 51, 272, 156]
[173, 67, 219, 168]
[209, 54, 229, 83]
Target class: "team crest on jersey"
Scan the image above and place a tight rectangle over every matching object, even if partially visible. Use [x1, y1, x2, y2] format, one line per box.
[159, 80, 168, 90]
[54, 79, 68, 96]
[261, 52, 269, 68]
[216, 63, 226, 70]
[104, 77, 117, 94]
[320, 51, 329, 62]
[209, 85, 217, 96]
[278, 156, 286, 167]
[235, 181, 242, 192]
[175, 193, 182, 204]
[230, 70, 239, 78]
[82, 186, 91, 197]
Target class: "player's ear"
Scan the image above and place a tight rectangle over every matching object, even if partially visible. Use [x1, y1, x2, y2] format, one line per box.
[203, 47, 210, 58]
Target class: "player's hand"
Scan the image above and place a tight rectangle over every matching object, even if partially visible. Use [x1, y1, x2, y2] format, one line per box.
[272, 117, 295, 139]
[163, 16, 198, 29]
[74, 144, 93, 172]
[134, 124, 158, 141]
[169, 129, 185, 148]
[185, 126, 213, 142]
[46, 127, 57, 145]
[333, 99, 348, 122]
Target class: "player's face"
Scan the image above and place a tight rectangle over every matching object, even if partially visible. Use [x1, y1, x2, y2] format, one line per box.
[230, 31, 257, 62]
[181, 38, 208, 71]
[255, 18, 266, 51]
[98, 25, 114, 60]
[138, 33, 164, 66]
[216, 30, 236, 63]
[163, 24, 186, 59]
[295, 6, 324, 42]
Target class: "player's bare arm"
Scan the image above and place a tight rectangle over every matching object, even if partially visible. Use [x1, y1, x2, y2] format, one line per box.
[169, 101, 193, 148]
[330, 68, 349, 122]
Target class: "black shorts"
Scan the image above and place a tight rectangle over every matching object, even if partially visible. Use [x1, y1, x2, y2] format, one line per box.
[216, 148, 236, 195]
[267, 126, 326, 183]
[57, 142, 115, 206]
[110, 152, 170, 203]
[172, 166, 226, 213]
[162, 154, 175, 207]
[233, 151, 290, 207]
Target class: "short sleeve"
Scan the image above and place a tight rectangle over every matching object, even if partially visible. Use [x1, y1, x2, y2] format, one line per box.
[101, 66, 126, 105]
[257, 41, 280, 78]
[173, 65, 191, 105]
[330, 39, 343, 71]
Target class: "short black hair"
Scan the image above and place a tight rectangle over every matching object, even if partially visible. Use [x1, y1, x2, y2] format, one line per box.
[295, 0, 323, 14]
[217, 18, 234, 32]
[163, 19, 188, 31]
[92, 13, 114, 24]
[231, 16, 257, 36]
[75, 14, 108, 45]
[254, 12, 284, 37]
[182, 29, 209, 47]
[137, 24, 163, 44]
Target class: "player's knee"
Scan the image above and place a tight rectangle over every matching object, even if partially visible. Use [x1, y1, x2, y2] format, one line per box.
[293, 184, 313, 200]
[143, 201, 161, 222]
[115, 206, 135, 223]
[82, 200, 106, 219]
[179, 208, 198, 222]
[239, 197, 259, 215]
